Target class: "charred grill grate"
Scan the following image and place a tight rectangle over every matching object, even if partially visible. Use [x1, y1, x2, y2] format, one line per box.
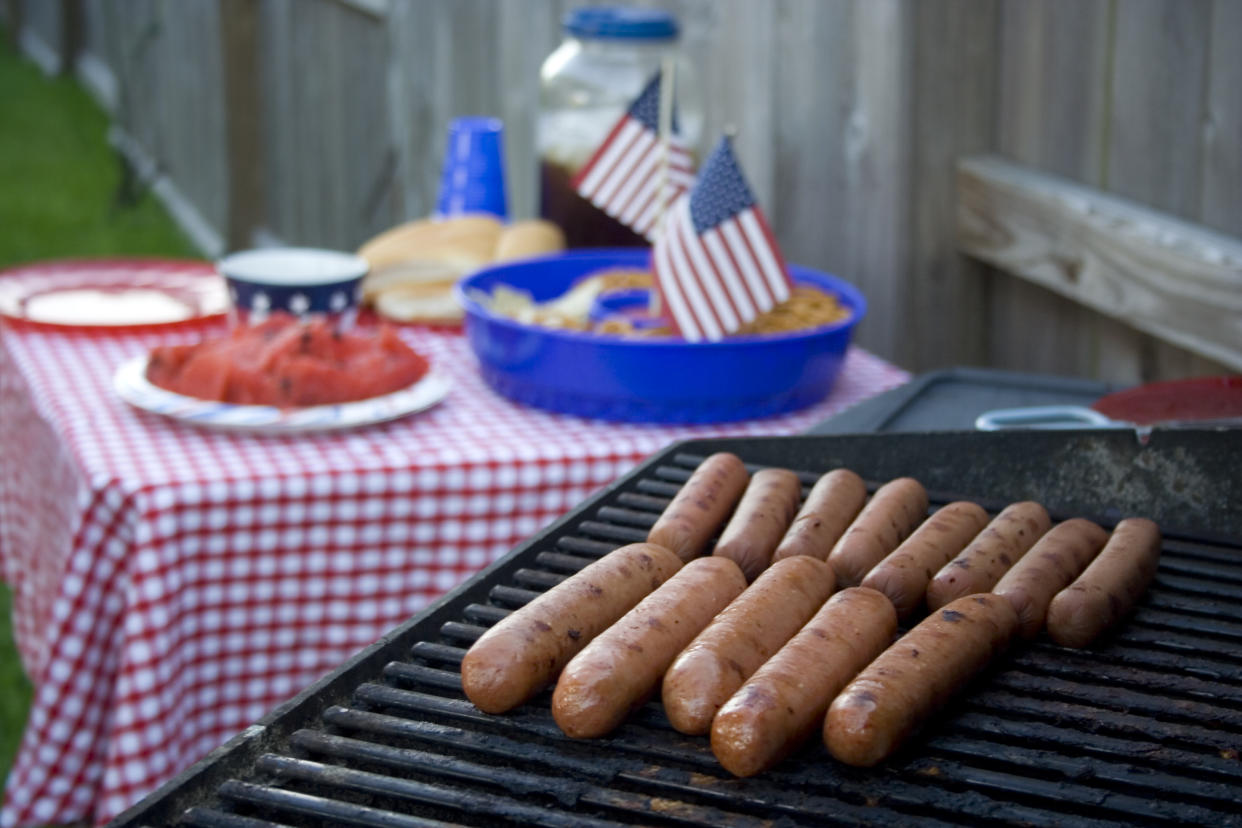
[114, 432, 1242, 828]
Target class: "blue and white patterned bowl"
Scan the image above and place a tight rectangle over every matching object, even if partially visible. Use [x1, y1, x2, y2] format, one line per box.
[217, 247, 367, 329]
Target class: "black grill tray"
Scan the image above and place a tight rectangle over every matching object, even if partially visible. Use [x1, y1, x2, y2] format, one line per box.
[806, 366, 1116, 433]
[112, 430, 1242, 827]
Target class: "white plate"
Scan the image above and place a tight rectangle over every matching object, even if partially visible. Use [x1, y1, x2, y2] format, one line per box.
[113, 355, 450, 434]
[0, 261, 229, 327]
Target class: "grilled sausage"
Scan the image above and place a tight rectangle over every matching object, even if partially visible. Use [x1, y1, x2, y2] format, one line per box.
[461, 542, 682, 714]
[712, 467, 804, 581]
[925, 501, 1050, 611]
[1045, 517, 1162, 649]
[663, 556, 837, 736]
[711, 587, 896, 777]
[771, 468, 867, 564]
[860, 500, 990, 620]
[552, 556, 747, 739]
[825, 593, 1019, 767]
[827, 477, 928, 587]
[993, 517, 1109, 639]
[648, 452, 750, 562]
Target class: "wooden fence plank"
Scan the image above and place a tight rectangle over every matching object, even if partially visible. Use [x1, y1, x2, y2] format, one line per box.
[990, 0, 1114, 379]
[61, 0, 83, 75]
[907, 0, 995, 370]
[15, 0, 59, 74]
[259, 0, 293, 240]
[1106, 0, 1211, 220]
[1102, 0, 1217, 380]
[958, 155, 1242, 371]
[4, 0, 22, 49]
[342, 5, 397, 240]
[495, 0, 561, 220]
[685, 0, 775, 205]
[769, 0, 856, 266]
[289, 3, 319, 241]
[386, 1, 438, 222]
[1200, 0, 1242, 239]
[221, 0, 263, 250]
[996, 0, 1112, 185]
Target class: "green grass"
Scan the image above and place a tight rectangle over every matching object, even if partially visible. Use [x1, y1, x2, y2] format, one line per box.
[0, 23, 198, 792]
[0, 584, 29, 793]
[0, 28, 197, 267]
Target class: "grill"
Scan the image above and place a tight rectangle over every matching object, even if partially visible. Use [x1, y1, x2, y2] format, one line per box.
[112, 430, 1242, 827]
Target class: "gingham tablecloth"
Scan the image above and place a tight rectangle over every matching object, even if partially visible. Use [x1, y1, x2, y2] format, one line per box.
[0, 259, 909, 828]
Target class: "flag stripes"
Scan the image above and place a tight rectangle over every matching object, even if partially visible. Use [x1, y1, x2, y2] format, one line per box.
[652, 136, 792, 342]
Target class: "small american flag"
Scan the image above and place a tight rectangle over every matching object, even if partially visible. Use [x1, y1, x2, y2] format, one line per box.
[652, 135, 793, 342]
[570, 73, 696, 241]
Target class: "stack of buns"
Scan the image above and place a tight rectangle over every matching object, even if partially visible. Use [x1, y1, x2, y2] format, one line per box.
[357, 215, 565, 324]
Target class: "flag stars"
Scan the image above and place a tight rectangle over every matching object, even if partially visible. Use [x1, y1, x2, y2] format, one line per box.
[690, 138, 759, 232]
[653, 135, 792, 342]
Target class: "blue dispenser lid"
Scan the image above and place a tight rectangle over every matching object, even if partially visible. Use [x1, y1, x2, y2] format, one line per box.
[563, 6, 679, 40]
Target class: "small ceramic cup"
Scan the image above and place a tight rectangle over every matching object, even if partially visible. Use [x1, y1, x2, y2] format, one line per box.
[217, 247, 368, 330]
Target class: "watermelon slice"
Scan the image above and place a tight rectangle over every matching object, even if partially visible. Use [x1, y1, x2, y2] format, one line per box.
[144, 312, 430, 406]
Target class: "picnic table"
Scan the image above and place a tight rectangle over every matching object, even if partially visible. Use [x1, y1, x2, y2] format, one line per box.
[0, 258, 909, 827]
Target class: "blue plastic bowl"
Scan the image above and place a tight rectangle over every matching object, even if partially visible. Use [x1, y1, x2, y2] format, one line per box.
[457, 249, 866, 423]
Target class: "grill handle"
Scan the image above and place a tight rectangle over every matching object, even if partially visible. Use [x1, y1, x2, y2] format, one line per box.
[974, 405, 1123, 431]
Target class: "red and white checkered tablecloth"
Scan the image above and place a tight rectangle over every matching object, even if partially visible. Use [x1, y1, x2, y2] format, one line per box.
[0, 259, 909, 828]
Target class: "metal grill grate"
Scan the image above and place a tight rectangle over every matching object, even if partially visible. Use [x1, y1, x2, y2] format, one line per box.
[114, 432, 1242, 828]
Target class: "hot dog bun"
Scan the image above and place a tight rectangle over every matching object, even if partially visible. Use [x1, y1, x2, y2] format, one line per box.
[494, 219, 567, 263]
[360, 215, 503, 272]
[357, 215, 565, 323]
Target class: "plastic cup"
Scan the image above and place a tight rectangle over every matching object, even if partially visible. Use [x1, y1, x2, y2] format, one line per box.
[435, 116, 509, 219]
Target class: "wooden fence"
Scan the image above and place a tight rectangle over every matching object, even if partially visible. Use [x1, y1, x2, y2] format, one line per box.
[6, 0, 1239, 381]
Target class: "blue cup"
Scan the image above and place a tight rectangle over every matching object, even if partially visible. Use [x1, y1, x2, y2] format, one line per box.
[436, 116, 508, 219]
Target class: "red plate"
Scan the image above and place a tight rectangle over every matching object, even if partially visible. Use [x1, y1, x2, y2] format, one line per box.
[0, 258, 229, 330]
[1092, 375, 1242, 426]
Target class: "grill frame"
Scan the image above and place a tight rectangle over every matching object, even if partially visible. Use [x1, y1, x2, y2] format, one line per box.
[111, 429, 1242, 827]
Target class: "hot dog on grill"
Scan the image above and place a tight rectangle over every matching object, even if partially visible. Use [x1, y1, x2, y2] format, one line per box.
[712, 467, 804, 581]
[771, 468, 866, 564]
[648, 453, 750, 563]
[460, 542, 682, 714]
[827, 477, 928, 587]
[860, 500, 989, 620]
[662, 555, 837, 736]
[711, 587, 896, 777]
[552, 556, 747, 739]
[825, 592, 1019, 767]
[1045, 517, 1162, 648]
[925, 501, 1050, 611]
[992, 517, 1109, 639]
